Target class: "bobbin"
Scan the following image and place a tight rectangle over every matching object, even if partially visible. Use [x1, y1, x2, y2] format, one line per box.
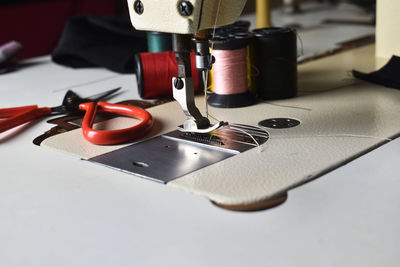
[208, 31, 256, 108]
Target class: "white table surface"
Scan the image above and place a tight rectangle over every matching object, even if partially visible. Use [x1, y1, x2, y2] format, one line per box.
[0, 54, 399, 267]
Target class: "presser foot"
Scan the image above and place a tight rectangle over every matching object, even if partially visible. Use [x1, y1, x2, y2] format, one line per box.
[178, 119, 227, 134]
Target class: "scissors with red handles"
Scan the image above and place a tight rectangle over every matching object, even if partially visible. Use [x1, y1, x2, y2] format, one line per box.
[0, 88, 153, 145]
[79, 101, 152, 145]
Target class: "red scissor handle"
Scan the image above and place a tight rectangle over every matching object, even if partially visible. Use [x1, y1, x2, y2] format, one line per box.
[0, 105, 52, 133]
[79, 101, 153, 145]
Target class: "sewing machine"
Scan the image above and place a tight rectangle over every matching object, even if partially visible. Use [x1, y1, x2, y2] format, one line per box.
[2, 2, 400, 265]
[127, 0, 247, 132]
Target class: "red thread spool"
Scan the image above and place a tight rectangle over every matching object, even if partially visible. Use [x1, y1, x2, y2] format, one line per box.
[135, 51, 200, 99]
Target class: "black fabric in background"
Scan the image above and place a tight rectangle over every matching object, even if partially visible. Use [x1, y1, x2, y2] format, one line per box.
[52, 14, 147, 73]
[352, 55, 400, 90]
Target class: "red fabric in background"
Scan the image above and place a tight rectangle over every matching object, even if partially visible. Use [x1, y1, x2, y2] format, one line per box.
[0, 0, 117, 59]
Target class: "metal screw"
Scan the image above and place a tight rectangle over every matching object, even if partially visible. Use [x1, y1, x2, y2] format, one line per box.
[174, 78, 184, 89]
[178, 1, 193, 16]
[134, 0, 144, 15]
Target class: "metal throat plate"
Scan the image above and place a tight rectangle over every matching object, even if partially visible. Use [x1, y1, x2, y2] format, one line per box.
[89, 124, 269, 184]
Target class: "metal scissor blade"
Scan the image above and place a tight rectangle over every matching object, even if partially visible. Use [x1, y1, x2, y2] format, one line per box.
[55, 87, 122, 114]
[87, 87, 122, 102]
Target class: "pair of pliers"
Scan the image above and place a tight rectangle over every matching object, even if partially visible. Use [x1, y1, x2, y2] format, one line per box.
[0, 88, 153, 145]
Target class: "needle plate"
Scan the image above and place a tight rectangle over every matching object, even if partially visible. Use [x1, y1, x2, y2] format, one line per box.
[89, 124, 268, 183]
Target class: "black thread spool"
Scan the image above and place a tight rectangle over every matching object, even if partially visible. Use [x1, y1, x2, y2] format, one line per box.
[252, 27, 297, 100]
[214, 20, 251, 35]
[208, 33, 256, 108]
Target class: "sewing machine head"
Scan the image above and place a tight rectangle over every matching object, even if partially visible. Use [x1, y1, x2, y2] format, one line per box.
[127, 0, 247, 133]
[127, 0, 247, 34]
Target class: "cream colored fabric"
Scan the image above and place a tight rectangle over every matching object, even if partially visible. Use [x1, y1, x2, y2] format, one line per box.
[42, 45, 400, 206]
[41, 104, 185, 160]
[376, 0, 400, 59]
[170, 84, 400, 205]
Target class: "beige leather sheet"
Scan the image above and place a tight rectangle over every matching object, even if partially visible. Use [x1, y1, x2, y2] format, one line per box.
[41, 45, 400, 206]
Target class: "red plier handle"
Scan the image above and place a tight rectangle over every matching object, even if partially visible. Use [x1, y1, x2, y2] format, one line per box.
[79, 101, 153, 145]
[0, 105, 52, 133]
